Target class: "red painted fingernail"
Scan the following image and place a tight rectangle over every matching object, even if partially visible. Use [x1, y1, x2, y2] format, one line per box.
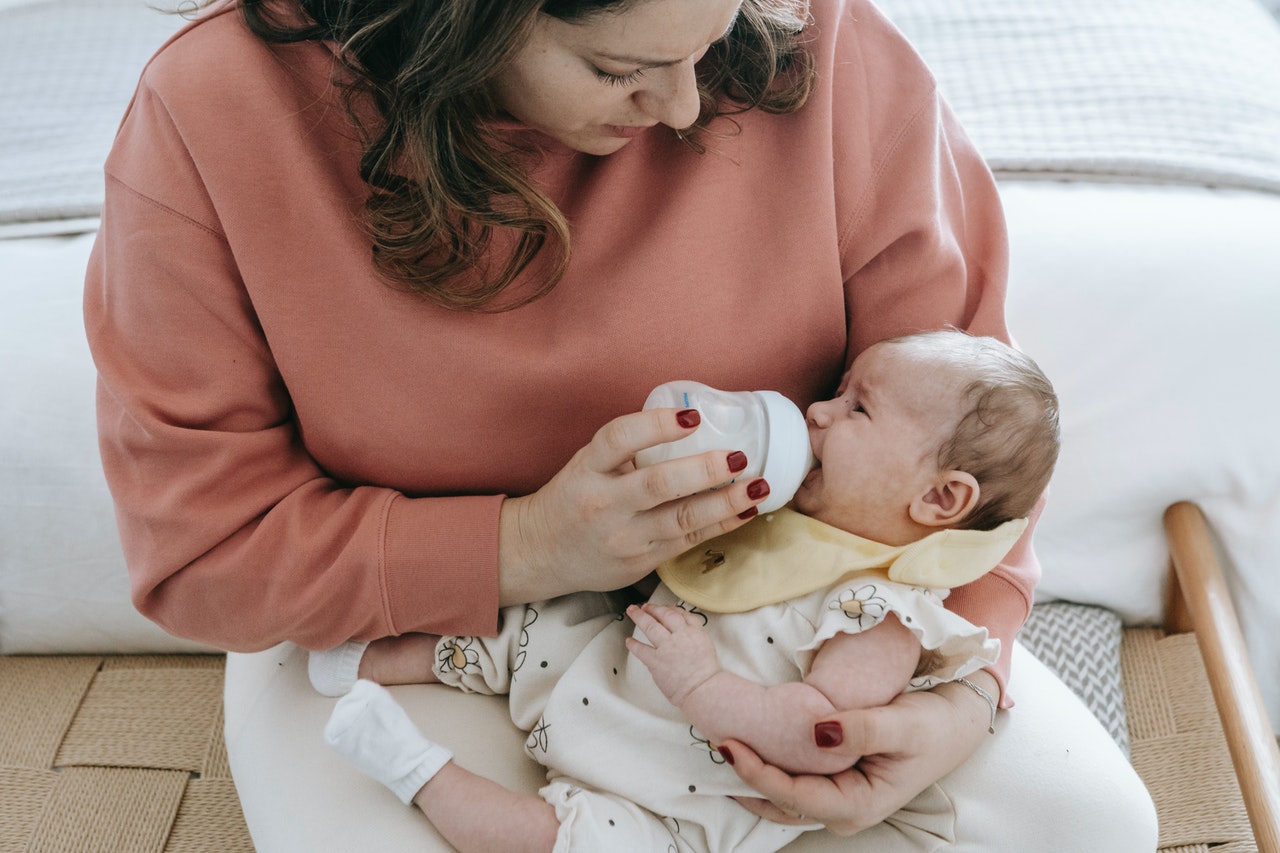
[814, 721, 843, 748]
[727, 451, 748, 473]
[676, 409, 700, 429]
[737, 506, 758, 521]
[746, 478, 770, 500]
[718, 746, 735, 765]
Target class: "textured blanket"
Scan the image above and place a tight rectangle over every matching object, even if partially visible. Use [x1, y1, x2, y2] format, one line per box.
[0, 0, 186, 233]
[3, 0, 1280, 231]
[875, 0, 1280, 192]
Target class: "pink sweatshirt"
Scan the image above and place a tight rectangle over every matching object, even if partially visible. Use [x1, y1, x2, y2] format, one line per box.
[85, 0, 1036, 698]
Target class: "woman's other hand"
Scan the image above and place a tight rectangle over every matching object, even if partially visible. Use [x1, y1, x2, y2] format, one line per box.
[721, 670, 999, 835]
[497, 408, 771, 605]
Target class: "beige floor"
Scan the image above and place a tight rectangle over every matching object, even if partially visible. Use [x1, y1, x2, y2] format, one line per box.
[0, 631, 1263, 853]
[0, 654, 252, 852]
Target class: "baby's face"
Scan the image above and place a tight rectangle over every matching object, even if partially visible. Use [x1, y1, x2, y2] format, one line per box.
[793, 341, 965, 544]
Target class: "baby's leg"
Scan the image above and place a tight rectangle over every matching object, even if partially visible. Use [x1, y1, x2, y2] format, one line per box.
[308, 633, 441, 696]
[360, 633, 442, 685]
[416, 764, 558, 853]
[325, 680, 558, 853]
[311, 593, 627, 701]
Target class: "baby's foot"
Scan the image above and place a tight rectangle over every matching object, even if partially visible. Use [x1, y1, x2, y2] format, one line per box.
[324, 680, 453, 804]
[308, 641, 368, 697]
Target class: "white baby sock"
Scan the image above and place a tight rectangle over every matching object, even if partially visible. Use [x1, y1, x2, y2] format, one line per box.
[308, 641, 369, 696]
[324, 679, 454, 805]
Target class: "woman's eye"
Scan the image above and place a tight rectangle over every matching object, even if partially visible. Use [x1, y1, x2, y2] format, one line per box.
[595, 67, 647, 87]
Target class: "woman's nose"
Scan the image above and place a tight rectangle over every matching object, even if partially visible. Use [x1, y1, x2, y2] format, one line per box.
[635, 61, 702, 131]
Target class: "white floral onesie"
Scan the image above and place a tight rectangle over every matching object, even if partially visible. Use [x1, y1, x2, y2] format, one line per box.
[433, 509, 1026, 853]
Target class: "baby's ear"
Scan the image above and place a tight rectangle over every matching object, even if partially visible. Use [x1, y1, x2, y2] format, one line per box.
[909, 471, 980, 528]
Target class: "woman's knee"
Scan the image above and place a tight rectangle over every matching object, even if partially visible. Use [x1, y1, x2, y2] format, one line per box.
[944, 646, 1158, 851]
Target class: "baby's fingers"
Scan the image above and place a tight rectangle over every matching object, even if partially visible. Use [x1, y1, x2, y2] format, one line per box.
[624, 636, 653, 662]
[626, 604, 670, 644]
[646, 603, 703, 631]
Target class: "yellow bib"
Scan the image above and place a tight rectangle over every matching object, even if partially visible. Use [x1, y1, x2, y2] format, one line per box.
[657, 508, 1027, 613]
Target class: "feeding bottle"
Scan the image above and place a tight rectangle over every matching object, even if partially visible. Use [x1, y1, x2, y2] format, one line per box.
[634, 381, 815, 514]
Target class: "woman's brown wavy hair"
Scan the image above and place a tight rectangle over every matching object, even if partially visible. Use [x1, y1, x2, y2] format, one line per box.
[239, 0, 815, 310]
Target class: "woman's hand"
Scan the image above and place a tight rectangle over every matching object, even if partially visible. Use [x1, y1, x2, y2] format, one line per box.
[721, 670, 999, 835]
[497, 408, 771, 606]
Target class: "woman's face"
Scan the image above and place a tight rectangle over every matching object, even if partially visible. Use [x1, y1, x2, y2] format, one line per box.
[491, 0, 744, 155]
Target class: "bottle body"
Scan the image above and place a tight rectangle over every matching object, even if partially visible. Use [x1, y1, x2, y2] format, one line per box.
[635, 381, 814, 514]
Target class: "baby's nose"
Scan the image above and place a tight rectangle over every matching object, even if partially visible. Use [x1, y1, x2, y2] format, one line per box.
[806, 398, 837, 427]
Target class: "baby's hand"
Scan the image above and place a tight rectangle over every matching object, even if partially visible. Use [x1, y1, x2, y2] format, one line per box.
[625, 603, 721, 707]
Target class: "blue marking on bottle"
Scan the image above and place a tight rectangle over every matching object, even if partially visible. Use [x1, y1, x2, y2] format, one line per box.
[683, 392, 690, 407]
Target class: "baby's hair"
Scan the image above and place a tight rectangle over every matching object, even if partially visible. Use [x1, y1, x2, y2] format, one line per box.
[887, 331, 1061, 531]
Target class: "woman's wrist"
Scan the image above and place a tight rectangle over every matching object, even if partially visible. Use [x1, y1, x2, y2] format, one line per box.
[953, 676, 998, 734]
[496, 495, 561, 607]
[938, 669, 1001, 737]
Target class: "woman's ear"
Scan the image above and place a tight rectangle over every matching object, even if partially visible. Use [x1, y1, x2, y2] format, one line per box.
[909, 471, 980, 528]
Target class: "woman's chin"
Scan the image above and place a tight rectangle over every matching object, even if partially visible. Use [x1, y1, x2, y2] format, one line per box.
[556, 127, 636, 156]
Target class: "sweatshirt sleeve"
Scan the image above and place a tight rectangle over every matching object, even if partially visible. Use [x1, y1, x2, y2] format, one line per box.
[84, 78, 501, 652]
[830, 1, 1038, 701]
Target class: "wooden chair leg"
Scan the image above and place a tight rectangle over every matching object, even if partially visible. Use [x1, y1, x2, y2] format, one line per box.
[1164, 501, 1280, 853]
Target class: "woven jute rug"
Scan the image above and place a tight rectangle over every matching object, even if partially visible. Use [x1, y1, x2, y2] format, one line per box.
[0, 631, 1263, 852]
[1122, 628, 1260, 853]
[0, 654, 252, 852]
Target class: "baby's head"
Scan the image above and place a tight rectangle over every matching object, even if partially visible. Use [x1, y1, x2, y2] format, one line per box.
[794, 330, 1060, 545]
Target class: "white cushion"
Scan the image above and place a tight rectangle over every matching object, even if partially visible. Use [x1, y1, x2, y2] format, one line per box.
[1001, 180, 1280, 728]
[0, 232, 210, 653]
[225, 642, 1150, 851]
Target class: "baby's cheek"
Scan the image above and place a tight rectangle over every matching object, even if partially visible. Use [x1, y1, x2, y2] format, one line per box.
[793, 470, 821, 507]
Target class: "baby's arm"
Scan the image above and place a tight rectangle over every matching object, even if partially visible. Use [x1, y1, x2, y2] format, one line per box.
[625, 603, 920, 776]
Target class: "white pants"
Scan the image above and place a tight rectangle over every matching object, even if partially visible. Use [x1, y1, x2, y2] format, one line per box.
[225, 638, 1157, 852]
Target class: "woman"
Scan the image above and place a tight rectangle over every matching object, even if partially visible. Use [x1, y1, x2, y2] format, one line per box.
[84, 0, 1156, 847]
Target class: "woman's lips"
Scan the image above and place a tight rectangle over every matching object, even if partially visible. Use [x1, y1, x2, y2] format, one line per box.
[603, 124, 654, 139]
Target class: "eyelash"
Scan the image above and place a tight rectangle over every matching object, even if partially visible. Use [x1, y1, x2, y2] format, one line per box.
[595, 67, 647, 87]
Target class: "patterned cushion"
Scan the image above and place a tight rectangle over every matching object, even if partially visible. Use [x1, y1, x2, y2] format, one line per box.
[1019, 602, 1129, 755]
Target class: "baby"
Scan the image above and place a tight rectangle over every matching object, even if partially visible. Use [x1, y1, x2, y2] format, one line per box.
[314, 329, 1060, 852]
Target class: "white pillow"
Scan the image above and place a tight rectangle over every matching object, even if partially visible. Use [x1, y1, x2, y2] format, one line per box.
[1001, 181, 1280, 730]
[0, 232, 211, 653]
